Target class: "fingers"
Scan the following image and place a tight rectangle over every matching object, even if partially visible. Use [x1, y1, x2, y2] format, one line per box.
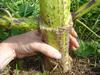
[30, 42, 62, 59]
[69, 34, 79, 50]
[70, 44, 77, 50]
[70, 28, 78, 37]
[69, 27, 79, 50]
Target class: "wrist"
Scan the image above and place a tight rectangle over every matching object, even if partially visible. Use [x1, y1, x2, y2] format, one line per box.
[0, 43, 16, 70]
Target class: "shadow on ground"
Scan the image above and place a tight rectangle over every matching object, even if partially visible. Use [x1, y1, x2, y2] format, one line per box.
[1, 54, 100, 75]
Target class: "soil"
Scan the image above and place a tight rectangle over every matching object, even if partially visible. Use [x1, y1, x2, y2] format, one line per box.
[0, 54, 100, 75]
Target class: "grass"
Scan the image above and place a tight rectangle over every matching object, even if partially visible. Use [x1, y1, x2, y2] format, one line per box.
[74, 40, 100, 57]
[70, 0, 100, 58]
[0, 0, 99, 39]
[0, 0, 40, 17]
[0, 0, 99, 58]
[0, 0, 100, 75]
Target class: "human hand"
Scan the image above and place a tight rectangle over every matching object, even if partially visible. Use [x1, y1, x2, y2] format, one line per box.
[0, 28, 79, 70]
[69, 27, 79, 50]
[0, 30, 61, 70]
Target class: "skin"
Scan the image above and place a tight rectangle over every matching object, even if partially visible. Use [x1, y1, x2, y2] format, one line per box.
[0, 27, 79, 70]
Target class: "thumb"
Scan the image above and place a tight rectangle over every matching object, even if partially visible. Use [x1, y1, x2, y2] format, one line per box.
[0, 43, 15, 70]
[31, 42, 62, 59]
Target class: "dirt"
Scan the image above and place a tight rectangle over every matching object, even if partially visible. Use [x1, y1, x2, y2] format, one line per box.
[67, 57, 100, 75]
[0, 55, 100, 75]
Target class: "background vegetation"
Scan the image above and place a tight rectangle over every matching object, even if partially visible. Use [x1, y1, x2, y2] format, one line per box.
[0, 0, 100, 74]
[0, 0, 99, 57]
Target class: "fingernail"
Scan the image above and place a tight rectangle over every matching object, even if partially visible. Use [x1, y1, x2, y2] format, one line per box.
[72, 47, 77, 51]
[72, 28, 78, 37]
[76, 42, 80, 48]
[76, 37, 80, 48]
[53, 52, 62, 59]
[74, 30, 78, 37]
[75, 32, 78, 37]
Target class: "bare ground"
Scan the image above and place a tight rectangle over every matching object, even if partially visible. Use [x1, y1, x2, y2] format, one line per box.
[1, 55, 100, 75]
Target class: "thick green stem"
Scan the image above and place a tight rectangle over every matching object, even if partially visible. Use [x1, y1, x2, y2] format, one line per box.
[39, 0, 71, 28]
[0, 0, 73, 74]
[39, 0, 73, 74]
